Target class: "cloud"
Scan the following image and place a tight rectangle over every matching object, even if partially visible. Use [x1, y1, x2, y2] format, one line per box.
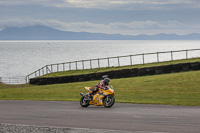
[1, 18, 199, 35]
[0, 0, 200, 10]
[0, 0, 63, 6]
[51, 0, 200, 10]
[0, 0, 199, 36]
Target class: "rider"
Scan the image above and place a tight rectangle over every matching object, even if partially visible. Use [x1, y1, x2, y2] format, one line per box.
[88, 76, 110, 100]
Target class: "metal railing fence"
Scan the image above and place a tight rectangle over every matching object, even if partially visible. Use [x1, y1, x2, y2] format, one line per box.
[26, 48, 200, 82]
[0, 76, 27, 85]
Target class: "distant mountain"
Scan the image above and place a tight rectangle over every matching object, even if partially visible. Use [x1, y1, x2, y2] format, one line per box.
[0, 25, 200, 40]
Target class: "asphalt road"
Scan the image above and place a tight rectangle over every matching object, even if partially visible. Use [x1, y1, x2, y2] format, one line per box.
[0, 100, 200, 133]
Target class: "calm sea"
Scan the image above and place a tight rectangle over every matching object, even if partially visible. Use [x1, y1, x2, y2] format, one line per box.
[0, 40, 200, 78]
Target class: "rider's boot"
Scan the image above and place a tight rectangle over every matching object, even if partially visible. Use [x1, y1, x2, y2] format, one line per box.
[87, 93, 93, 101]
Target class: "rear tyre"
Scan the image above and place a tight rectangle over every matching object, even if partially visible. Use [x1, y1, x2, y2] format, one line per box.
[80, 97, 90, 107]
[103, 95, 115, 108]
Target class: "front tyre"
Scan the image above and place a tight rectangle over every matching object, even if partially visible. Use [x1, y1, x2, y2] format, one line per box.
[103, 95, 115, 108]
[80, 97, 90, 107]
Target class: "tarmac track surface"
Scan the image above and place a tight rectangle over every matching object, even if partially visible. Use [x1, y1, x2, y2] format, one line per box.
[0, 100, 200, 133]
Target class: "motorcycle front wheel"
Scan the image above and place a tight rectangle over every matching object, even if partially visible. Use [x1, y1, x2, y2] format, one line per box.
[80, 97, 90, 107]
[103, 95, 115, 108]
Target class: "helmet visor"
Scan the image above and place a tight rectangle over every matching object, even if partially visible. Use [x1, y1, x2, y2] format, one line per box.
[104, 81, 109, 85]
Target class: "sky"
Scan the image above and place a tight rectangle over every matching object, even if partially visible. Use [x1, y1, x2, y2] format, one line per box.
[0, 0, 200, 35]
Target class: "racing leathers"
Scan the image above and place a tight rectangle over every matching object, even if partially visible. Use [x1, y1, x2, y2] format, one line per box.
[88, 79, 109, 99]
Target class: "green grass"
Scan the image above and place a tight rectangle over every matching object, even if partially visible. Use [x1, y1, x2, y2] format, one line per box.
[1, 70, 200, 106]
[40, 57, 200, 78]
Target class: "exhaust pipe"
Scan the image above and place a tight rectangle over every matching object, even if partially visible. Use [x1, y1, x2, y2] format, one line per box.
[80, 92, 84, 96]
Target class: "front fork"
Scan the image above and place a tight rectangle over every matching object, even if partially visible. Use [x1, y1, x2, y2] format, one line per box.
[106, 96, 109, 101]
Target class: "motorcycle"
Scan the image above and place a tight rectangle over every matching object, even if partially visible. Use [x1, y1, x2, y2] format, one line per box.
[80, 85, 115, 108]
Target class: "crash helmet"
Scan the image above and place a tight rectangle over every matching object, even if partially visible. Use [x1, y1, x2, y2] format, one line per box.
[103, 78, 110, 85]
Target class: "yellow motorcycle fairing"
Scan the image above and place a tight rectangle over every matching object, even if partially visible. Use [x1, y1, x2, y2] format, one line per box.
[85, 86, 115, 106]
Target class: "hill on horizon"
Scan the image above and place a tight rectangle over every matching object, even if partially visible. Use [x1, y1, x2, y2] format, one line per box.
[0, 25, 200, 40]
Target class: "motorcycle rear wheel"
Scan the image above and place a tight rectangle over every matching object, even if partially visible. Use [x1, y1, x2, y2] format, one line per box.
[103, 95, 115, 108]
[80, 97, 90, 107]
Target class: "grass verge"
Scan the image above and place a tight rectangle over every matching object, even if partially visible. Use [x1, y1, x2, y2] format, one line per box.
[1, 70, 200, 106]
